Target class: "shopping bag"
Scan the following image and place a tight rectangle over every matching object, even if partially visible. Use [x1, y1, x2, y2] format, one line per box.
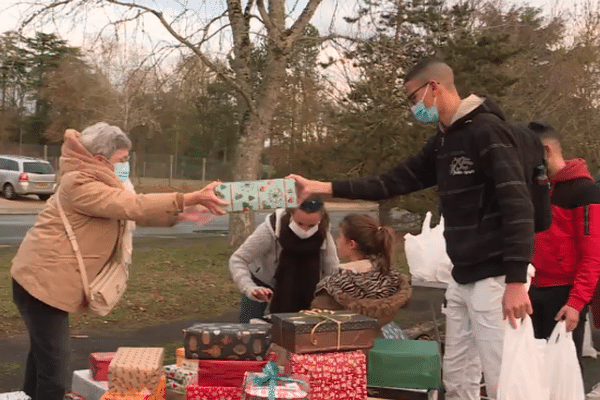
[497, 316, 549, 400]
[545, 320, 585, 400]
[583, 312, 598, 359]
[404, 212, 452, 284]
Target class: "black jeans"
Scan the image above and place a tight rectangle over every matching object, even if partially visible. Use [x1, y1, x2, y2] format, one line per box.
[529, 285, 588, 367]
[12, 279, 70, 400]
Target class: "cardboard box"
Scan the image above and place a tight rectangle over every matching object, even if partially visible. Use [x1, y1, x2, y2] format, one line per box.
[184, 323, 271, 361]
[108, 347, 165, 395]
[286, 350, 367, 400]
[214, 179, 297, 212]
[270, 311, 378, 353]
[367, 339, 441, 391]
[90, 352, 116, 381]
[72, 369, 109, 400]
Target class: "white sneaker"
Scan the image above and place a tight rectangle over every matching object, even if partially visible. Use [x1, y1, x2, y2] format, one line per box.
[587, 383, 600, 400]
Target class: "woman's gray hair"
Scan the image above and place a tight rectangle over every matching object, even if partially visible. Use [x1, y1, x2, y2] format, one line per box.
[79, 122, 132, 158]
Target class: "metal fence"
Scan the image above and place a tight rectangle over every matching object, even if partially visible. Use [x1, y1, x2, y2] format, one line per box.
[1, 144, 234, 181]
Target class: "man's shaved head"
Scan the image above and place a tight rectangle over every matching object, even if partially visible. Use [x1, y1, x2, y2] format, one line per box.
[404, 58, 455, 88]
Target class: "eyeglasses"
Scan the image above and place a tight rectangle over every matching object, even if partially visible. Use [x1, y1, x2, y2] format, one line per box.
[299, 198, 324, 212]
[407, 81, 430, 104]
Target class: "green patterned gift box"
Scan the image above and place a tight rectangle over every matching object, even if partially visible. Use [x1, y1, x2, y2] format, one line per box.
[214, 179, 297, 212]
[164, 364, 197, 394]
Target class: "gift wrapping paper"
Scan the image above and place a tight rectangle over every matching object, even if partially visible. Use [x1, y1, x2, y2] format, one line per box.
[184, 323, 271, 361]
[214, 179, 297, 213]
[287, 350, 367, 400]
[270, 311, 378, 354]
[185, 378, 241, 400]
[108, 347, 165, 395]
[367, 339, 441, 391]
[0, 392, 31, 400]
[90, 352, 116, 381]
[163, 364, 197, 394]
[242, 371, 309, 400]
[64, 393, 86, 400]
[197, 352, 277, 388]
[100, 375, 166, 400]
[176, 348, 199, 371]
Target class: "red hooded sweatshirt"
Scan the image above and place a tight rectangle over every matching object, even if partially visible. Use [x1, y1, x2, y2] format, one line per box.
[532, 158, 600, 311]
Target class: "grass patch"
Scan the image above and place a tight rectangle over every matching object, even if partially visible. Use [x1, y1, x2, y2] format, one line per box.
[0, 240, 239, 337]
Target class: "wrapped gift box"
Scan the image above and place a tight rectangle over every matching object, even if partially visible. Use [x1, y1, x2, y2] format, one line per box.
[197, 352, 277, 388]
[270, 311, 378, 354]
[108, 347, 164, 395]
[0, 392, 31, 400]
[184, 323, 271, 361]
[64, 393, 86, 400]
[90, 352, 116, 381]
[286, 350, 367, 400]
[176, 348, 199, 371]
[72, 369, 109, 400]
[366, 386, 435, 400]
[380, 322, 407, 340]
[367, 339, 441, 391]
[163, 364, 197, 394]
[185, 378, 241, 400]
[100, 375, 166, 400]
[241, 370, 309, 400]
[214, 179, 297, 213]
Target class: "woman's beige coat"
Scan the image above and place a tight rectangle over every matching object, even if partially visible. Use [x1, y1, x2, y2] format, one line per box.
[11, 130, 184, 313]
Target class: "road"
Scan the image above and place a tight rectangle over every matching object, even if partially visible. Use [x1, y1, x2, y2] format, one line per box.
[0, 211, 380, 246]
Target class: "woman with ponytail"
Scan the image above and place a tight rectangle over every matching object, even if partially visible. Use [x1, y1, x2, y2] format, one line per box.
[311, 213, 411, 327]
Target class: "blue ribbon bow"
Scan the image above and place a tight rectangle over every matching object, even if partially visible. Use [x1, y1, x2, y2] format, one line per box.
[250, 361, 307, 400]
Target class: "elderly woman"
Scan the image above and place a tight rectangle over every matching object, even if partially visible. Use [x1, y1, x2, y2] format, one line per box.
[10, 122, 227, 400]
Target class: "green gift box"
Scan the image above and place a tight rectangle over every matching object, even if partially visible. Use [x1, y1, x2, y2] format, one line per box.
[367, 338, 441, 391]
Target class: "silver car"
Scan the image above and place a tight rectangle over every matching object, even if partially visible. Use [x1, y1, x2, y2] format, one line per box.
[0, 155, 57, 200]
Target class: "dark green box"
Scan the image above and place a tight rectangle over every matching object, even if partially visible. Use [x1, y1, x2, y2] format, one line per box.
[367, 339, 441, 391]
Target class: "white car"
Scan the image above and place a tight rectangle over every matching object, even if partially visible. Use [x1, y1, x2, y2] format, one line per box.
[0, 155, 57, 200]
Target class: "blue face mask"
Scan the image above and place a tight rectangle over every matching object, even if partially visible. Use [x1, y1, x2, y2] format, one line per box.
[114, 162, 130, 182]
[411, 85, 439, 125]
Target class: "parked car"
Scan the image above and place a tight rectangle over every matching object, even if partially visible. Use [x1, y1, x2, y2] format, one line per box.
[0, 155, 57, 200]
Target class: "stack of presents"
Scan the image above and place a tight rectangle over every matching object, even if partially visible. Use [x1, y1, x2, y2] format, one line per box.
[0, 310, 440, 400]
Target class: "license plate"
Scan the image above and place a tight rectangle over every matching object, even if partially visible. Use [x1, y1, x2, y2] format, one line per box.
[38, 183, 48, 188]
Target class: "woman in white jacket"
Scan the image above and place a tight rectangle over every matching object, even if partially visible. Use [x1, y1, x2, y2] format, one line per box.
[229, 198, 339, 322]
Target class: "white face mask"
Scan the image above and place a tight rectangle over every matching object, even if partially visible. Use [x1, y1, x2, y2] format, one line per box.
[289, 219, 319, 239]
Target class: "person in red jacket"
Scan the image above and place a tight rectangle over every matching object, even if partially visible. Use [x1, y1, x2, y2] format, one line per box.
[529, 121, 600, 364]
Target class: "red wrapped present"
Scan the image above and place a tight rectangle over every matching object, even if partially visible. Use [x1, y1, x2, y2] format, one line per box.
[185, 378, 241, 400]
[90, 352, 116, 381]
[286, 350, 367, 400]
[198, 352, 278, 388]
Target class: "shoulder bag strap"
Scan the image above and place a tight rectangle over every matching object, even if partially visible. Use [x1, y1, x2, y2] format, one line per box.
[55, 194, 92, 301]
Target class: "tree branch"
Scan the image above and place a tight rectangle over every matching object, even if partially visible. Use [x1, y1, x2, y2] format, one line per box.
[104, 0, 254, 113]
[287, 0, 322, 41]
[256, 0, 275, 34]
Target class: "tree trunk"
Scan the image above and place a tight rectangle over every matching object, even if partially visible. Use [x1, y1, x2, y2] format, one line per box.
[228, 52, 288, 248]
[378, 199, 392, 226]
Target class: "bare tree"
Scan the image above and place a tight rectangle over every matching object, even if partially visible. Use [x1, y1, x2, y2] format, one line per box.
[16, 0, 356, 247]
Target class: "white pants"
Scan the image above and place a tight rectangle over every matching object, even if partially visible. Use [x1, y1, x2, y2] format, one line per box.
[442, 276, 505, 400]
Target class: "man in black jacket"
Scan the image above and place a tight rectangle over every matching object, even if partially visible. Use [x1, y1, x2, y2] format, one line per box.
[288, 58, 533, 400]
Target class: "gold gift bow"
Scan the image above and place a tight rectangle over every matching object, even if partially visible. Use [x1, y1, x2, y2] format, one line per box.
[288, 309, 355, 350]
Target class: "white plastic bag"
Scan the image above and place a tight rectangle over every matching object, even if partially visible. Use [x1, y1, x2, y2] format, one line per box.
[404, 212, 453, 284]
[497, 316, 549, 400]
[545, 320, 585, 400]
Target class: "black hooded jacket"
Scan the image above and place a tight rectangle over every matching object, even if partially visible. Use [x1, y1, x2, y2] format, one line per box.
[332, 97, 533, 284]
